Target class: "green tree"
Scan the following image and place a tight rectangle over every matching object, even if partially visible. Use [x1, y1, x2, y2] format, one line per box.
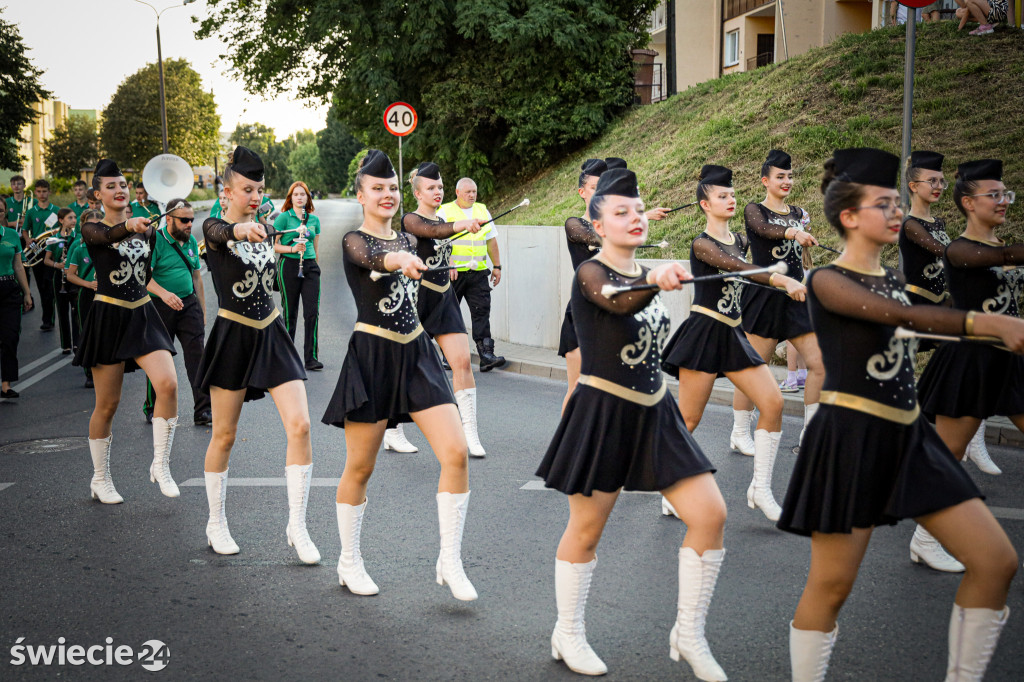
[287, 142, 325, 192]
[100, 59, 220, 171]
[229, 122, 292, 192]
[43, 115, 99, 179]
[317, 103, 361, 193]
[197, 0, 658, 194]
[0, 8, 50, 170]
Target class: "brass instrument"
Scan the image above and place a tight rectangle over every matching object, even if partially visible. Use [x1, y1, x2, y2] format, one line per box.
[22, 228, 60, 267]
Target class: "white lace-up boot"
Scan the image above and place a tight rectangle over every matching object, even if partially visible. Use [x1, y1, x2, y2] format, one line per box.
[336, 499, 379, 595]
[436, 491, 478, 600]
[662, 496, 681, 519]
[89, 434, 123, 504]
[149, 416, 179, 497]
[729, 409, 755, 456]
[964, 422, 1001, 475]
[670, 547, 727, 681]
[910, 525, 965, 573]
[797, 403, 820, 452]
[790, 621, 838, 682]
[455, 389, 486, 458]
[205, 469, 239, 554]
[285, 463, 320, 564]
[382, 424, 418, 453]
[945, 605, 1009, 681]
[551, 557, 607, 675]
[747, 430, 783, 521]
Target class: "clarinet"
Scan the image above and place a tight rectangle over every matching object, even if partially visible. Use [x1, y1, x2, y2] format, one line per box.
[297, 207, 309, 279]
[57, 235, 69, 295]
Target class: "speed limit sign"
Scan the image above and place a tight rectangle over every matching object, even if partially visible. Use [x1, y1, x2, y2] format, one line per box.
[384, 102, 417, 137]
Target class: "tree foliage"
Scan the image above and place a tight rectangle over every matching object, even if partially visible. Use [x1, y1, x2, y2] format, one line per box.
[317, 103, 362, 193]
[229, 122, 293, 192]
[287, 142, 325, 192]
[99, 59, 220, 171]
[0, 8, 51, 170]
[197, 0, 658, 194]
[43, 115, 99, 179]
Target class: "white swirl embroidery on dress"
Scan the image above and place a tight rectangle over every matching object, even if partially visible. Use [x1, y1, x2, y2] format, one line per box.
[230, 241, 275, 271]
[768, 217, 801, 262]
[378, 279, 406, 314]
[232, 270, 259, 298]
[426, 240, 451, 269]
[109, 261, 132, 286]
[261, 268, 275, 295]
[115, 238, 150, 262]
[717, 279, 743, 315]
[407, 276, 419, 308]
[982, 267, 1012, 314]
[109, 238, 151, 286]
[923, 260, 944, 280]
[621, 296, 669, 366]
[867, 336, 905, 381]
[132, 260, 148, 286]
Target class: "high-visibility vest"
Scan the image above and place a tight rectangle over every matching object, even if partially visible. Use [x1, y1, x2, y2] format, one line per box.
[439, 201, 492, 271]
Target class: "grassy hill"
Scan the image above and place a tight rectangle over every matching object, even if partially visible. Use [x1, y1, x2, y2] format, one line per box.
[493, 22, 1024, 262]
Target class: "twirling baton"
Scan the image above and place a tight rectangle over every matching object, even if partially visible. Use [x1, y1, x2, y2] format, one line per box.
[442, 198, 530, 245]
[369, 259, 480, 282]
[589, 240, 669, 252]
[601, 262, 787, 298]
[666, 201, 699, 213]
[225, 227, 302, 248]
[893, 327, 1010, 352]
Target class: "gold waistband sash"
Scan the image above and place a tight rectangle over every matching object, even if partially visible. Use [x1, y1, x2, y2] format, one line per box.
[905, 284, 948, 303]
[354, 322, 424, 344]
[218, 308, 280, 329]
[421, 279, 451, 293]
[578, 374, 667, 407]
[94, 294, 150, 309]
[690, 305, 742, 327]
[819, 390, 921, 425]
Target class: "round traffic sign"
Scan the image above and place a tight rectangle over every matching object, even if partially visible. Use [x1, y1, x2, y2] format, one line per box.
[384, 102, 418, 137]
[896, 0, 936, 7]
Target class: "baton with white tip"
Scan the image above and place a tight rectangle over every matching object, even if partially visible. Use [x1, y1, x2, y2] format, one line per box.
[225, 227, 302, 248]
[600, 262, 787, 298]
[893, 327, 1010, 351]
[442, 198, 530, 245]
[589, 239, 669, 252]
[369, 259, 480, 282]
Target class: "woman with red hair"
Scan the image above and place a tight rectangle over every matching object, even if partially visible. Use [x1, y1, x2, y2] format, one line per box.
[274, 181, 323, 370]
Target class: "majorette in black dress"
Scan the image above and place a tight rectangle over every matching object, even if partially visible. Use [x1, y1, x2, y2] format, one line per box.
[322, 229, 455, 428]
[740, 203, 813, 339]
[195, 218, 306, 402]
[778, 264, 981, 536]
[899, 215, 951, 306]
[399, 212, 466, 337]
[661, 232, 765, 377]
[558, 216, 602, 357]
[917, 236, 1024, 419]
[537, 258, 714, 495]
[73, 219, 174, 373]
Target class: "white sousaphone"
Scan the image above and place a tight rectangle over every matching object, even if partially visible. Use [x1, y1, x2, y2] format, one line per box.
[142, 153, 195, 214]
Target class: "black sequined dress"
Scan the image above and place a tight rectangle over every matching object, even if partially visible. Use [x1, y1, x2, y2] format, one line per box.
[558, 216, 602, 357]
[400, 212, 466, 336]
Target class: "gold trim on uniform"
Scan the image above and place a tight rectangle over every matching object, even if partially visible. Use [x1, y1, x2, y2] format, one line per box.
[354, 322, 424, 344]
[832, 262, 886, 277]
[595, 256, 642, 278]
[690, 305, 742, 327]
[358, 228, 399, 241]
[905, 284, 948, 303]
[218, 307, 281, 329]
[93, 294, 150, 309]
[578, 374, 666, 406]
[819, 390, 920, 425]
[421, 279, 451, 293]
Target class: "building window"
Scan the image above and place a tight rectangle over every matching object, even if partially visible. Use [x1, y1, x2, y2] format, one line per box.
[724, 30, 740, 67]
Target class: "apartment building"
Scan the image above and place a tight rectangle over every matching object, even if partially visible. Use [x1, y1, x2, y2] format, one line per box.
[645, 0, 882, 98]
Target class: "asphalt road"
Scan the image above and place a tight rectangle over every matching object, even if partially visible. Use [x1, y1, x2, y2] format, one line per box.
[1, 199, 1022, 680]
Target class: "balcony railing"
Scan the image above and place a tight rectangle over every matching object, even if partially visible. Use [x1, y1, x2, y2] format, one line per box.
[724, 0, 774, 21]
[745, 51, 774, 71]
[634, 63, 667, 105]
[648, 1, 667, 33]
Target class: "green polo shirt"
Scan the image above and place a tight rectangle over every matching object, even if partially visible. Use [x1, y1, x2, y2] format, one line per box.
[149, 227, 201, 298]
[24, 203, 60, 239]
[273, 209, 320, 259]
[5, 195, 36, 229]
[44, 232, 75, 264]
[209, 195, 274, 220]
[0, 226, 22, 277]
[67, 200, 89, 227]
[130, 200, 161, 220]
[66, 240, 96, 282]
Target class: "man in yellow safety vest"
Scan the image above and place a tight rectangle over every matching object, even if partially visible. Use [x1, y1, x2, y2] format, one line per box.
[439, 177, 505, 371]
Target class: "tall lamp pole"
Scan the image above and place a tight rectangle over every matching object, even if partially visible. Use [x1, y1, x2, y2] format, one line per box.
[133, 0, 196, 154]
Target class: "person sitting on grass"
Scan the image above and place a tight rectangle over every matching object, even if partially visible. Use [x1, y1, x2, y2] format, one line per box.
[955, 0, 1007, 34]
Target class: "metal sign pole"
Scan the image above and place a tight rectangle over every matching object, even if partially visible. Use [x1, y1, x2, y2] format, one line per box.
[398, 136, 404, 216]
[900, 18, 916, 211]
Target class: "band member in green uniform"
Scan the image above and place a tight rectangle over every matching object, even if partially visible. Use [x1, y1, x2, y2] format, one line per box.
[68, 180, 90, 227]
[23, 179, 60, 331]
[130, 182, 161, 220]
[0, 212, 34, 398]
[4, 175, 35, 236]
[66, 209, 101, 388]
[42, 208, 78, 353]
[274, 181, 323, 370]
[143, 198, 212, 426]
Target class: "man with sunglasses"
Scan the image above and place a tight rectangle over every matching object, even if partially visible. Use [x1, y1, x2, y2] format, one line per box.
[143, 198, 212, 426]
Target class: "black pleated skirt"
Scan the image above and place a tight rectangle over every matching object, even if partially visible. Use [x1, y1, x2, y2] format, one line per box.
[322, 330, 455, 428]
[918, 342, 1024, 419]
[661, 313, 764, 378]
[741, 286, 813, 340]
[73, 298, 175, 372]
[197, 315, 306, 402]
[536, 384, 715, 496]
[417, 284, 466, 337]
[778, 404, 982, 536]
[557, 304, 579, 357]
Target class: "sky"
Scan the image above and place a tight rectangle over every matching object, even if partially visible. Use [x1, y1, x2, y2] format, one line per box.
[5, 0, 328, 138]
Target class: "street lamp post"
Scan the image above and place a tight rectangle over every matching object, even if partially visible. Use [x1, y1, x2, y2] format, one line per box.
[132, 0, 196, 155]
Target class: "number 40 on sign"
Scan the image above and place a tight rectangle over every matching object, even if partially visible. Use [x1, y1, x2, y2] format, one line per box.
[384, 102, 417, 137]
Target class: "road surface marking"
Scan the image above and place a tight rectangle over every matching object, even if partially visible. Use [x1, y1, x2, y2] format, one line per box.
[0, 483, 14, 493]
[179, 477, 340, 487]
